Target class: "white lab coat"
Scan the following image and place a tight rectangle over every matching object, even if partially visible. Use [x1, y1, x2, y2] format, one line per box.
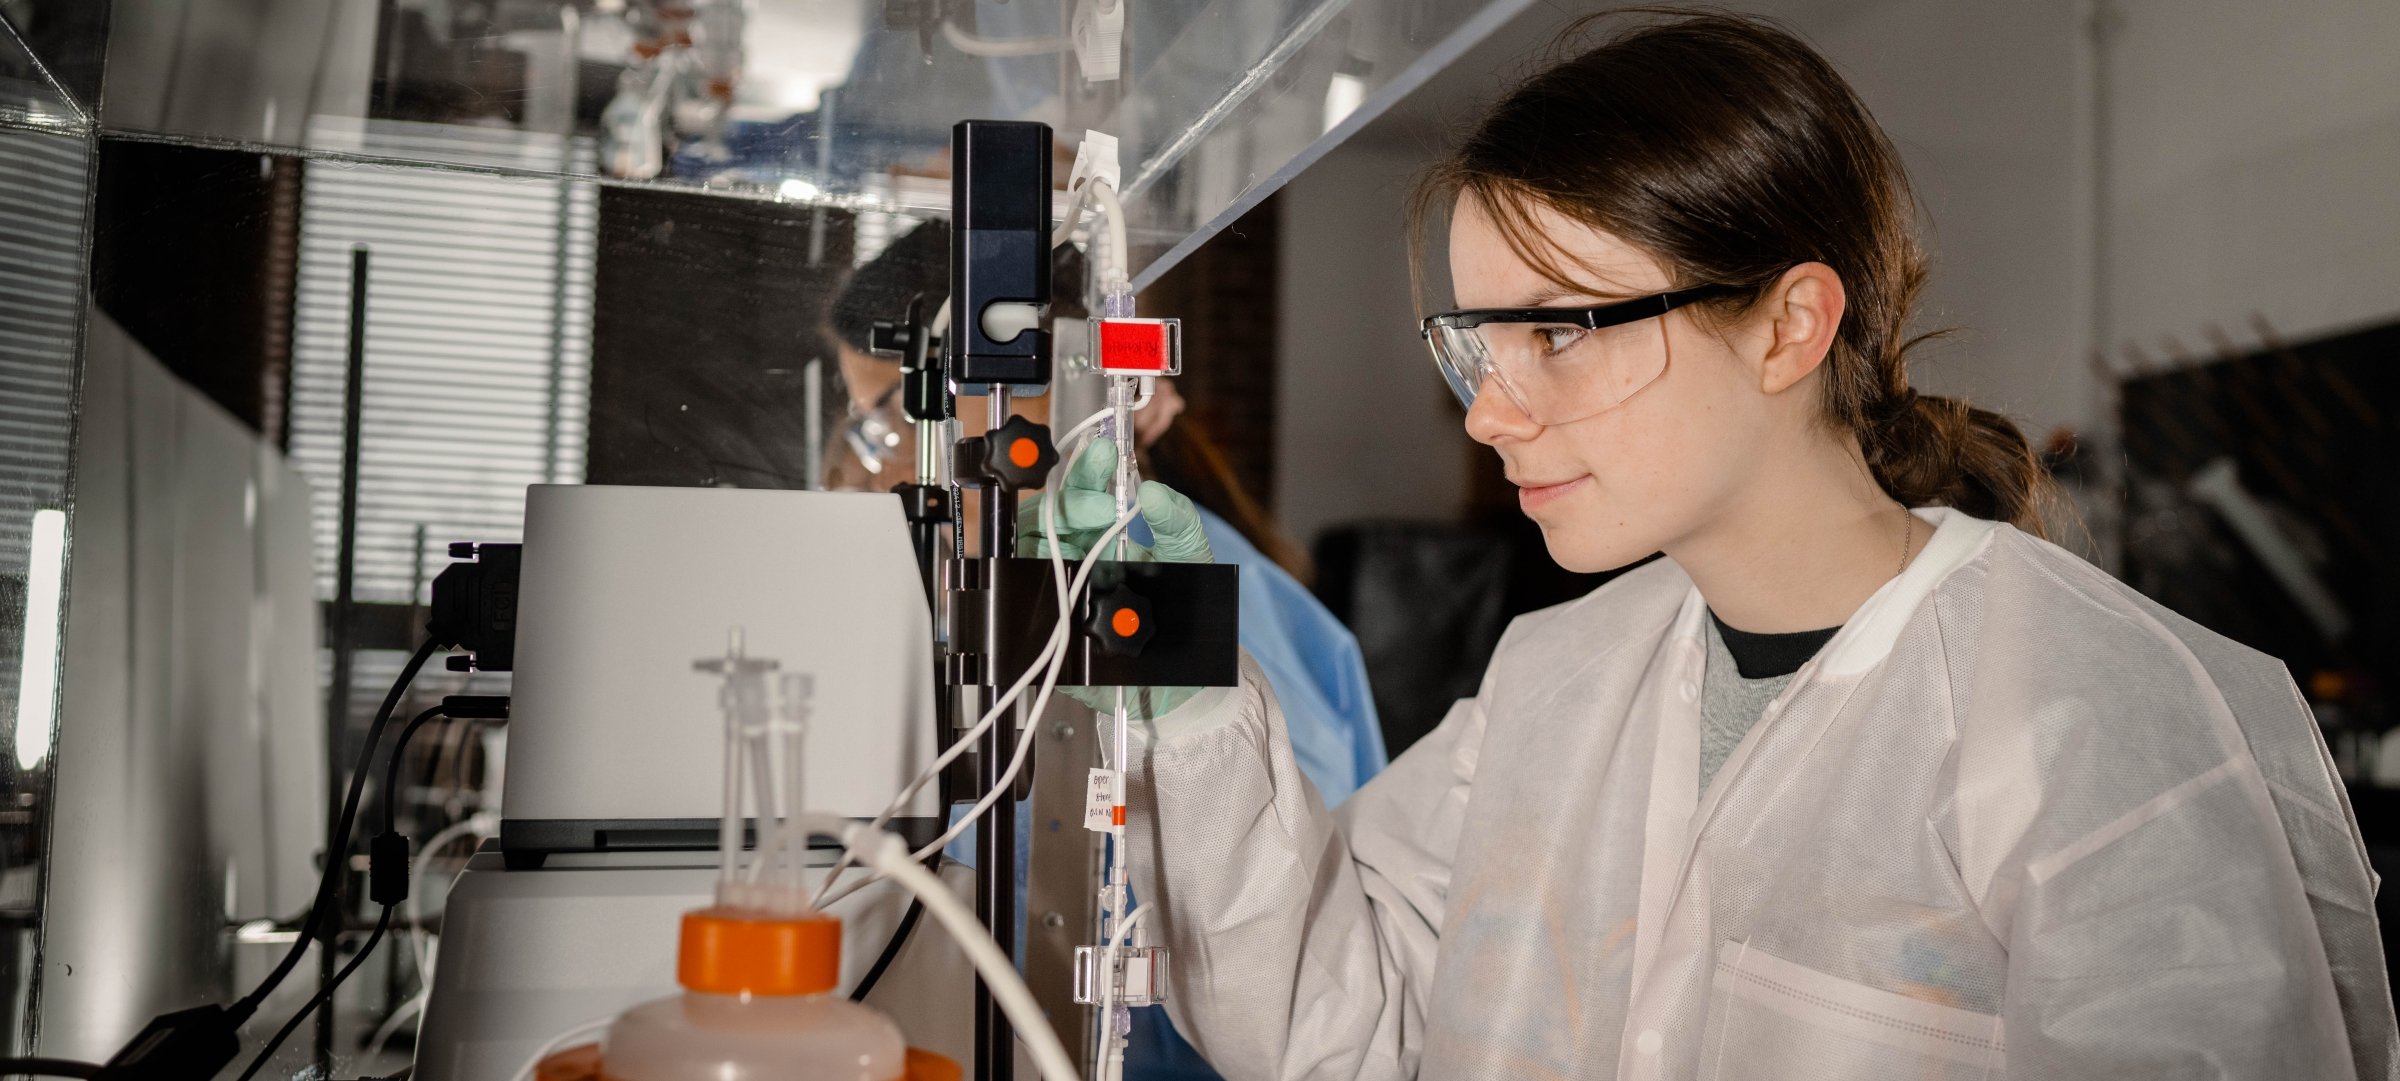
[1126, 508, 2396, 1080]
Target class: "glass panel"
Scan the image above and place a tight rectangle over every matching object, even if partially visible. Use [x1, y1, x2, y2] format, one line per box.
[32, 130, 864, 1070]
[87, 0, 1531, 283]
[0, 8, 88, 130]
[0, 27, 91, 1047]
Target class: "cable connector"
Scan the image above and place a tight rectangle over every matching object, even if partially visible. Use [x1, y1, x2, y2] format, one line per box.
[428, 543, 520, 673]
[1071, 0, 1123, 82]
[370, 831, 411, 906]
[1067, 130, 1121, 202]
[93, 1004, 243, 1081]
[441, 694, 511, 721]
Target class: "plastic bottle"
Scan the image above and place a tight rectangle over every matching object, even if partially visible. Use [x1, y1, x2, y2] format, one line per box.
[535, 642, 957, 1081]
[583, 905, 952, 1081]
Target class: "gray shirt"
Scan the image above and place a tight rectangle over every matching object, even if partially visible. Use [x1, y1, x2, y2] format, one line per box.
[1699, 618, 1797, 792]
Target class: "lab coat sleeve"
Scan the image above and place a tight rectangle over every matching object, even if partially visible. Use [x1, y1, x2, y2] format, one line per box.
[1128, 651, 1482, 1081]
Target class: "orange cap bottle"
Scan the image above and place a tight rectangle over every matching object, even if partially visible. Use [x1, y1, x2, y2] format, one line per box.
[535, 906, 959, 1081]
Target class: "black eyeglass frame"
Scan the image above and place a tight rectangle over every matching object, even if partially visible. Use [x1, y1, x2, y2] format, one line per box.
[1419, 283, 1746, 336]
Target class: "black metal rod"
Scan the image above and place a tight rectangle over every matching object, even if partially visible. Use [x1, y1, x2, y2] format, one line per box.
[976, 391, 1017, 1081]
[319, 245, 371, 1072]
[924, 529, 959, 811]
[902, 479, 959, 809]
[982, 391, 1014, 560]
[911, 512, 940, 602]
[972, 677, 1012, 1081]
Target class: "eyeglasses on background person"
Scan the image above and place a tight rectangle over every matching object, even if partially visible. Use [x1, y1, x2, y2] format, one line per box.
[842, 381, 909, 476]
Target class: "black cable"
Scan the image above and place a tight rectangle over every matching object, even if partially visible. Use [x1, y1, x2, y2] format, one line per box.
[381, 706, 447, 835]
[237, 906, 394, 1081]
[849, 896, 925, 1002]
[235, 639, 439, 1021]
[849, 850, 952, 1002]
[0, 1058, 101, 1078]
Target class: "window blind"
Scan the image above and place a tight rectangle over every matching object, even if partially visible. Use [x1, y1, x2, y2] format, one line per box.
[288, 120, 596, 604]
[0, 128, 83, 582]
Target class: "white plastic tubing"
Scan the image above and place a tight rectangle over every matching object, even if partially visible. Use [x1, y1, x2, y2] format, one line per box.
[816, 409, 1132, 909]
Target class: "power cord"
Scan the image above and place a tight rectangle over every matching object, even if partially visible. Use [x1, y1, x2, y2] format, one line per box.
[847, 859, 940, 1003]
[382, 697, 509, 837]
[239, 640, 440, 1019]
[83, 640, 440, 1081]
[83, 542, 516, 1080]
[237, 694, 508, 1081]
[233, 907, 394, 1081]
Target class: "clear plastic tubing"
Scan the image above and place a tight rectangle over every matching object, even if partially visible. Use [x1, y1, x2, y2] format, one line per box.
[1102, 286, 1139, 791]
[1101, 284, 1141, 1070]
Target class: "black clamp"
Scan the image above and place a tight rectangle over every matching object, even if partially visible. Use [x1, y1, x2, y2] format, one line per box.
[895, 482, 952, 524]
[870, 293, 952, 425]
[1085, 584, 1155, 657]
[956, 415, 1057, 491]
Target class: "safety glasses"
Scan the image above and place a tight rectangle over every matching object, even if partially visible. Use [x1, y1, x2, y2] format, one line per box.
[1421, 284, 1742, 426]
[842, 381, 908, 475]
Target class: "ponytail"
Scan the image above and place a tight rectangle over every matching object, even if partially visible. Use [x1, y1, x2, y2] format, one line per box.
[1860, 388, 2051, 534]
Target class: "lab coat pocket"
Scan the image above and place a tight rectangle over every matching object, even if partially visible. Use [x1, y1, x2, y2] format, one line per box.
[1697, 941, 2004, 1081]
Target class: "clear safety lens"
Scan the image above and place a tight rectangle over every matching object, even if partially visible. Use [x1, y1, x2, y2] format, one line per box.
[843, 392, 907, 475]
[1427, 316, 1668, 426]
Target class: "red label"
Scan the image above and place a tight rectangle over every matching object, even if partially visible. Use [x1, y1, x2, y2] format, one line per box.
[1098, 320, 1171, 373]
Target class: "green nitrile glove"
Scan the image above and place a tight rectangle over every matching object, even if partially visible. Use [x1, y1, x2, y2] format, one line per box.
[1135, 478, 1214, 564]
[1016, 432, 1122, 561]
[1016, 436, 1212, 719]
[1015, 437, 1216, 565]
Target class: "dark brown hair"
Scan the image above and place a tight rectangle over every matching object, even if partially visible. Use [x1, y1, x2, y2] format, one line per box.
[1410, 9, 2051, 533]
[1142, 413, 1315, 583]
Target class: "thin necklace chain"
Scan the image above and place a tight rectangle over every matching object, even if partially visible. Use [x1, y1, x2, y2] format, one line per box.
[1896, 508, 1915, 578]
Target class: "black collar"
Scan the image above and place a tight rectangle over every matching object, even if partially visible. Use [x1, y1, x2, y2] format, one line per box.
[1709, 610, 1840, 680]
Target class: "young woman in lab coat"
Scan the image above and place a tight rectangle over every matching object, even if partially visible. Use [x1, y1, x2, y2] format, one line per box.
[1036, 11, 2395, 1079]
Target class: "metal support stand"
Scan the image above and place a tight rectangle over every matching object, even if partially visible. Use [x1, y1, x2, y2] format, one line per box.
[973, 389, 1019, 1081]
[878, 292, 965, 808]
[318, 245, 371, 1075]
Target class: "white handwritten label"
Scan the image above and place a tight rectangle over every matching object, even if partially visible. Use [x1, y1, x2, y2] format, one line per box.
[1084, 768, 1123, 832]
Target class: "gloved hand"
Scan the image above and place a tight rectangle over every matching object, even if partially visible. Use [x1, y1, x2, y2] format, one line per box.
[1017, 436, 1214, 564]
[1017, 436, 1212, 719]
